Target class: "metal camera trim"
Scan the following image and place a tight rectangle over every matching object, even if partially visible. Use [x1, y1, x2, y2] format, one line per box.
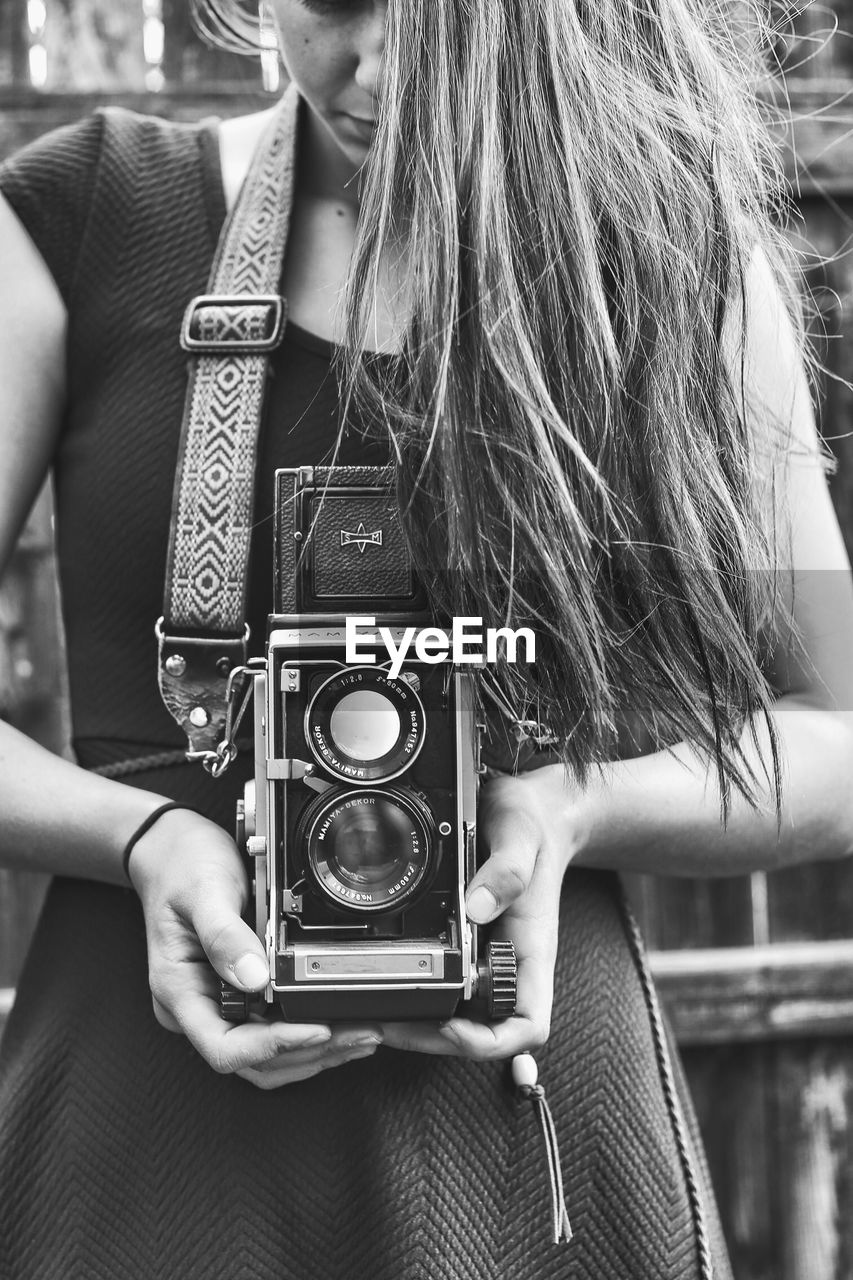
[299, 783, 436, 914]
[303, 665, 426, 784]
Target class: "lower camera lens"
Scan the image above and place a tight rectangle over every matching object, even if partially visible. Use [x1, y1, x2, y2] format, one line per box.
[333, 797, 418, 884]
[301, 787, 435, 912]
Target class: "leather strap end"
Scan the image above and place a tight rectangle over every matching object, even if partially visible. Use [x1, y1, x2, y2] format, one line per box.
[156, 620, 248, 756]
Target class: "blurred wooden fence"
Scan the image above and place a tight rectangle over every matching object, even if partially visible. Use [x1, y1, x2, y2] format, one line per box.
[2, 3, 853, 1276]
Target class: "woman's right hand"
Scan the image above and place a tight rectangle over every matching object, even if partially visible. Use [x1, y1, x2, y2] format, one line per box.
[127, 807, 383, 1088]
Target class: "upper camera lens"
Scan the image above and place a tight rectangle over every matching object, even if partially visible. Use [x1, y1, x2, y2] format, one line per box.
[306, 668, 426, 783]
[328, 689, 401, 762]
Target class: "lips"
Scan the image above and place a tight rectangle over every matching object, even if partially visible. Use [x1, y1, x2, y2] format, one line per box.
[339, 113, 377, 143]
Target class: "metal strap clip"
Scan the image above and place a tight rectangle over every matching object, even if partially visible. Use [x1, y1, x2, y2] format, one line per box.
[511, 719, 560, 748]
[186, 664, 256, 778]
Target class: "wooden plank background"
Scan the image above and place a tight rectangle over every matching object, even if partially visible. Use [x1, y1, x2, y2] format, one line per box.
[1, 2, 853, 1276]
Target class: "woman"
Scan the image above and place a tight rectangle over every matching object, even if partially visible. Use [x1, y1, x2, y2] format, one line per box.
[0, 1, 850, 1277]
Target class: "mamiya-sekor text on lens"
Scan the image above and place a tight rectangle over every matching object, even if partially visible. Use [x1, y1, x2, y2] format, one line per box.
[221, 465, 517, 1024]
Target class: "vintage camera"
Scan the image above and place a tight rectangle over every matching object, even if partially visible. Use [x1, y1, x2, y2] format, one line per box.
[221, 465, 517, 1024]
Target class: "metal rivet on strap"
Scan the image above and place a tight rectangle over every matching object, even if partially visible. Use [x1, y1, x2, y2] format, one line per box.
[189, 707, 210, 728]
[216, 657, 232, 676]
[165, 655, 187, 677]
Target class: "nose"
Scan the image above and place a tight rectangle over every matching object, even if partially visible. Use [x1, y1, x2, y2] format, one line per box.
[354, 2, 387, 101]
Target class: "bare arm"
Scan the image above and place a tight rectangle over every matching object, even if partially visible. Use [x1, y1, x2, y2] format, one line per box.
[0, 194, 378, 1080]
[0, 194, 169, 880]
[477, 246, 853, 885]
[571, 246, 853, 877]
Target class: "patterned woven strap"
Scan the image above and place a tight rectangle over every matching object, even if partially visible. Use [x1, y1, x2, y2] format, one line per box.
[158, 86, 300, 760]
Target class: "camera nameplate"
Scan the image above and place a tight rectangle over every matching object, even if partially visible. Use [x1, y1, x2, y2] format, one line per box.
[291, 944, 446, 982]
[269, 625, 413, 650]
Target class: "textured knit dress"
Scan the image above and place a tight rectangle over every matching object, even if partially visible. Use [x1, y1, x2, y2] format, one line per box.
[0, 109, 733, 1280]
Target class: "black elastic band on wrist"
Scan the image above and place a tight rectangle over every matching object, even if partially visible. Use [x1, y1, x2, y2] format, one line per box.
[121, 802, 196, 885]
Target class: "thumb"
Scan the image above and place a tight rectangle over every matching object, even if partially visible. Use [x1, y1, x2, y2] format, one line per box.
[467, 811, 540, 925]
[191, 893, 269, 992]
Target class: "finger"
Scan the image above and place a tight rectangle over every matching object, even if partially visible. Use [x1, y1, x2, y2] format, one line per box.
[236, 1061, 329, 1089]
[188, 895, 271, 993]
[379, 1022, 462, 1055]
[236, 1039, 382, 1089]
[245, 1025, 383, 1067]
[381, 854, 562, 1059]
[151, 995, 182, 1034]
[438, 860, 561, 1061]
[466, 810, 540, 924]
[381, 883, 557, 1060]
[440, 907, 559, 1060]
[171, 990, 332, 1073]
[322, 1024, 384, 1049]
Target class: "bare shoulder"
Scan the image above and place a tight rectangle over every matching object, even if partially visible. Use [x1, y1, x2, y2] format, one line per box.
[216, 108, 279, 213]
[730, 242, 853, 707]
[724, 243, 840, 548]
[726, 244, 823, 463]
[0, 194, 66, 573]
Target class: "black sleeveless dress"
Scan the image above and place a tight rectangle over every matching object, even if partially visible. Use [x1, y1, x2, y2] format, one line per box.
[0, 110, 732, 1280]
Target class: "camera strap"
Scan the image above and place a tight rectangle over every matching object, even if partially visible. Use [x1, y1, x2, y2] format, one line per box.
[156, 85, 300, 769]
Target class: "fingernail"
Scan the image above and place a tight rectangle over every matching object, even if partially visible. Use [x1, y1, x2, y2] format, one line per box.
[294, 1029, 333, 1049]
[232, 954, 269, 990]
[466, 885, 498, 924]
[271, 1027, 331, 1052]
[343, 1042, 380, 1060]
[439, 1023, 462, 1045]
[341, 1033, 383, 1050]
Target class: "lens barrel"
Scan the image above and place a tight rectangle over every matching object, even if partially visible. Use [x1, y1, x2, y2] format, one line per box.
[305, 668, 425, 783]
[298, 785, 435, 912]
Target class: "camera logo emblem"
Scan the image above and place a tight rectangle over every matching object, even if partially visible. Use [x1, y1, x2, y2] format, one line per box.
[340, 523, 383, 554]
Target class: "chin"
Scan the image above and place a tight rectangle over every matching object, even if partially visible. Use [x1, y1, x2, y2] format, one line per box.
[333, 138, 372, 169]
[346, 142, 372, 165]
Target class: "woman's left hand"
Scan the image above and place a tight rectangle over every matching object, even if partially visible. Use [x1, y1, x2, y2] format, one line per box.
[380, 767, 585, 1060]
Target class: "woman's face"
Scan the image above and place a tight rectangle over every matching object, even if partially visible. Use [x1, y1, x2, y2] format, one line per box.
[268, 0, 387, 167]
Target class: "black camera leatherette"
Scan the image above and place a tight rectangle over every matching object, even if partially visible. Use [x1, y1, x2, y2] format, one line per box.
[274, 466, 419, 610]
[275, 470, 300, 612]
[313, 465, 396, 488]
[311, 495, 413, 600]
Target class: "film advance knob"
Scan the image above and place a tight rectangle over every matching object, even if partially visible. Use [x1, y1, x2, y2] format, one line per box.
[483, 940, 518, 1020]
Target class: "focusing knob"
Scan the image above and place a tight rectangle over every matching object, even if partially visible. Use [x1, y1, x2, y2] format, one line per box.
[220, 983, 250, 1023]
[480, 940, 518, 1020]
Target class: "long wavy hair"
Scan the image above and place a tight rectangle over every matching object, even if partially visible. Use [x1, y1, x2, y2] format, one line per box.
[196, 0, 808, 811]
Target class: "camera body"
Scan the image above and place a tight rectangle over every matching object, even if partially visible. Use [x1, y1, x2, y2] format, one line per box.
[223, 466, 516, 1023]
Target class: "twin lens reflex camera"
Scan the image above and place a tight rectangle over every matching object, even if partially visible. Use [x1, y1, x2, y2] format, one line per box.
[220, 465, 518, 1024]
